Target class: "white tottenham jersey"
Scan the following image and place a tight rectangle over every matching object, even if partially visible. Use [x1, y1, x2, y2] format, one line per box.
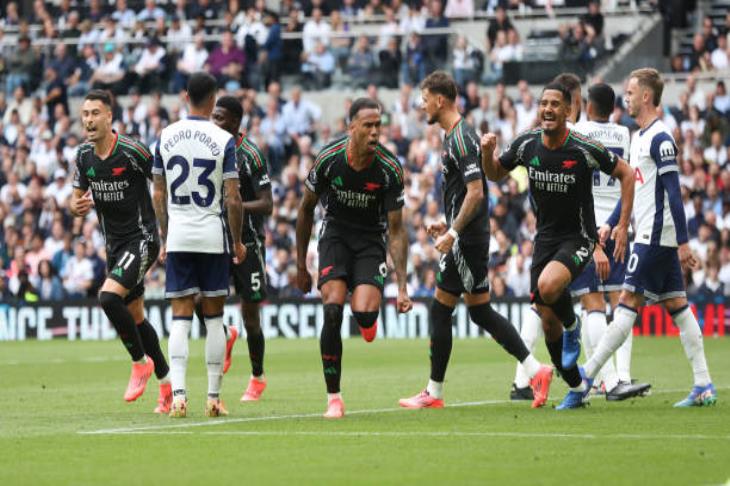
[629, 119, 681, 247]
[574, 120, 630, 225]
[153, 116, 237, 253]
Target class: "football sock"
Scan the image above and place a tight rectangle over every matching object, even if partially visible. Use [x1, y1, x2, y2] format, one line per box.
[514, 307, 542, 388]
[429, 300, 454, 383]
[468, 303, 530, 362]
[137, 319, 170, 380]
[321, 304, 344, 394]
[672, 306, 712, 387]
[552, 290, 576, 329]
[169, 316, 191, 396]
[546, 337, 582, 388]
[585, 310, 618, 391]
[427, 379, 444, 399]
[615, 327, 633, 383]
[99, 291, 145, 362]
[205, 314, 225, 398]
[584, 304, 636, 379]
[246, 327, 265, 377]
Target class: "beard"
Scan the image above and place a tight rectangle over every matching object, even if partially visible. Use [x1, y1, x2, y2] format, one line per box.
[426, 113, 438, 124]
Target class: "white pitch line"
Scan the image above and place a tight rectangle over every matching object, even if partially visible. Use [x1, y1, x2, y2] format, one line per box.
[78, 400, 508, 435]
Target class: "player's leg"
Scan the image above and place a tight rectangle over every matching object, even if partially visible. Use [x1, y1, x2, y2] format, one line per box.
[320, 279, 348, 418]
[607, 291, 631, 383]
[350, 284, 382, 343]
[511, 305, 543, 400]
[198, 252, 233, 417]
[581, 291, 620, 394]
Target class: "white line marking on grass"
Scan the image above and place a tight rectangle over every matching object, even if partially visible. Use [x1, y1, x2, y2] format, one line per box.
[78, 400, 508, 435]
[99, 430, 730, 441]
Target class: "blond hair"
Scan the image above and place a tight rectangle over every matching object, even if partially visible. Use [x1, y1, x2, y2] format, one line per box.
[630, 68, 664, 106]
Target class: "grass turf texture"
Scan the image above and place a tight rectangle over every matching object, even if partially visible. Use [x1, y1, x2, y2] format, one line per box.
[0, 337, 728, 485]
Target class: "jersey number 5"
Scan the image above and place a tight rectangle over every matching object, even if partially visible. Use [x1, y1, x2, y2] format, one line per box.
[167, 156, 216, 207]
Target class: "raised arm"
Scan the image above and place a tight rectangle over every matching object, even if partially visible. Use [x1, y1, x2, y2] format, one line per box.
[387, 208, 413, 313]
[480, 132, 511, 181]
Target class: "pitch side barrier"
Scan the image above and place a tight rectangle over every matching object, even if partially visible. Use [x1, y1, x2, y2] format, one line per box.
[0, 298, 726, 341]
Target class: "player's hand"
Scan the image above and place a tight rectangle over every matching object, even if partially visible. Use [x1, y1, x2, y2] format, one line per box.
[426, 221, 448, 239]
[480, 132, 497, 154]
[434, 231, 456, 254]
[232, 242, 246, 264]
[593, 245, 610, 281]
[158, 244, 167, 264]
[597, 224, 611, 246]
[678, 243, 699, 271]
[396, 288, 413, 313]
[71, 190, 93, 216]
[611, 224, 628, 263]
[296, 265, 313, 294]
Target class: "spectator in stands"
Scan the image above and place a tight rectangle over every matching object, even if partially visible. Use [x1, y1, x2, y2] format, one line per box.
[167, 15, 194, 51]
[704, 130, 728, 167]
[487, 5, 513, 49]
[281, 86, 321, 144]
[206, 30, 246, 90]
[303, 8, 332, 54]
[189, 0, 220, 22]
[712, 81, 729, 116]
[33, 258, 63, 301]
[42, 66, 68, 127]
[302, 41, 335, 90]
[52, 233, 73, 275]
[445, 0, 474, 18]
[347, 35, 376, 89]
[377, 8, 401, 52]
[688, 33, 710, 72]
[2, 2, 20, 27]
[3, 86, 32, 126]
[174, 33, 209, 93]
[5, 36, 36, 97]
[260, 11, 283, 88]
[267, 248, 291, 297]
[423, 0, 449, 73]
[281, 9, 304, 75]
[62, 239, 93, 299]
[90, 43, 126, 95]
[132, 37, 167, 94]
[136, 0, 165, 22]
[452, 35, 478, 91]
[709, 34, 728, 71]
[378, 37, 402, 89]
[582, 0, 604, 38]
[403, 32, 426, 86]
[681, 105, 706, 140]
[111, 0, 136, 29]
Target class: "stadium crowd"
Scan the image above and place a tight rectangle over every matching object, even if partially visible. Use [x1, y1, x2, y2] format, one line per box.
[0, 0, 728, 305]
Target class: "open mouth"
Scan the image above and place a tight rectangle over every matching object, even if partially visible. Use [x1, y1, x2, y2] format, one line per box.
[86, 126, 97, 136]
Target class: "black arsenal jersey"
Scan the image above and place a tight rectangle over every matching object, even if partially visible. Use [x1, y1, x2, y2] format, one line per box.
[236, 134, 271, 244]
[305, 137, 405, 234]
[73, 132, 158, 243]
[442, 118, 489, 244]
[499, 129, 618, 243]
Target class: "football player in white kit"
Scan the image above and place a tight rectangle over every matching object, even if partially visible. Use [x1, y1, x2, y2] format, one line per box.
[569, 83, 650, 401]
[568, 68, 716, 408]
[152, 72, 246, 417]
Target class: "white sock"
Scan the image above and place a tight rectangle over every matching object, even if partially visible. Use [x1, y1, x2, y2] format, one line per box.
[584, 305, 636, 379]
[521, 354, 542, 379]
[514, 308, 542, 388]
[427, 379, 444, 399]
[168, 318, 191, 396]
[252, 374, 265, 382]
[327, 392, 342, 402]
[585, 310, 619, 391]
[615, 327, 633, 383]
[205, 315, 226, 397]
[570, 382, 587, 393]
[134, 356, 147, 364]
[673, 307, 712, 387]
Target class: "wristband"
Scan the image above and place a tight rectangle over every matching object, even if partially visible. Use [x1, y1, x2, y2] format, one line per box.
[447, 227, 459, 239]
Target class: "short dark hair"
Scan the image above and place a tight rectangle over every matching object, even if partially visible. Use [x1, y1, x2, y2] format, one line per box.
[552, 72, 581, 95]
[187, 72, 218, 107]
[587, 83, 615, 119]
[215, 95, 244, 123]
[420, 70, 458, 102]
[348, 97, 381, 122]
[84, 89, 113, 108]
[542, 82, 572, 105]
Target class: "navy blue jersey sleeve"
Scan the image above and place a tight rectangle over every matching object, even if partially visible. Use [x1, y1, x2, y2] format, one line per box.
[660, 171, 689, 245]
[152, 140, 164, 176]
[222, 137, 238, 179]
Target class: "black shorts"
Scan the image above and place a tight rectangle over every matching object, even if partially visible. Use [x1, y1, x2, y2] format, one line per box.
[436, 240, 490, 296]
[317, 228, 387, 292]
[530, 237, 595, 293]
[107, 237, 160, 304]
[232, 241, 267, 303]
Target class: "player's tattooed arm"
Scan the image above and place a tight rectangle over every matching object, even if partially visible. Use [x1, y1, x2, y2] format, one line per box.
[387, 208, 412, 312]
[609, 159, 635, 263]
[295, 188, 319, 293]
[480, 133, 510, 181]
[435, 179, 483, 253]
[224, 178, 246, 263]
[152, 175, 168, 243]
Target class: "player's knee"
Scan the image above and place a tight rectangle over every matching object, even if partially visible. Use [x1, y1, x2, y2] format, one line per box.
[242, 306, 261, 332]
[352, 310, 378, 329]
[430, 300, 454, 333]
[550, 290, 575, 325]
[323, 303, 344, 330]
[99, 291, 124, 314]
[537, 278, 562, 304]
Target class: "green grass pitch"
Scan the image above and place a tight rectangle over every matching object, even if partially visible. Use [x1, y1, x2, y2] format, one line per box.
[1, 337, 728, 485]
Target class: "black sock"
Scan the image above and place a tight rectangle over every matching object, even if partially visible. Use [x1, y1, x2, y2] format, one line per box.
[137, 319, 170, 379]
[551, 290, 576, 328]
[321, 304, 343, 393]
[99, 291, 145, 362]
[545, 337, 582, 387]
[468, 303, 529, 362]
[246, 328, 265, 377]
[430, 300, 454, 382]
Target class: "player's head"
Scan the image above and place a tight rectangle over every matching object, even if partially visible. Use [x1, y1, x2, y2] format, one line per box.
[626, 68, 663, 118]
[420, 70, 458, 125]
[81, 89, 113, 143]
[586, 83, 615, 122]
[552, 72, 582, 122]
[539, 82, 571, 135]
[348, 97, 382, 155]
[212, 95, 243, 136]
[186, 71, 218, 114]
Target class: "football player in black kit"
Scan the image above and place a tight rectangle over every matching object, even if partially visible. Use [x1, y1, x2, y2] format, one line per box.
[480, 81, 635, 410]
[296, 97, 413, 419]
[399, 71, 553, 410]
[70, 90, 171, 413]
